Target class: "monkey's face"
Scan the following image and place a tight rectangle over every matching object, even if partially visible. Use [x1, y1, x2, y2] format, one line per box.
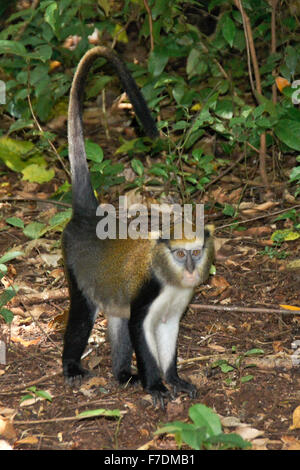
[153, 227, 214, 289]
[170, 247, 203, 288]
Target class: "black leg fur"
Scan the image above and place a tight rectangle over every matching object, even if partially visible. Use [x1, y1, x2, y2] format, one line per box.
[165, 352, 197, 399]
[108, 317, 139, 385]
[62, 268, 97, 384]
[130, 275, 170, 405]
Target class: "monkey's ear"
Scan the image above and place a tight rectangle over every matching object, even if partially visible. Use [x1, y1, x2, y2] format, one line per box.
[205, 224, 215, 235]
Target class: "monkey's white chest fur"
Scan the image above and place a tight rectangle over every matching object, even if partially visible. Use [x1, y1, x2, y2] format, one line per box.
[143, 285, 194, 375]
[152, 285, 194, 324]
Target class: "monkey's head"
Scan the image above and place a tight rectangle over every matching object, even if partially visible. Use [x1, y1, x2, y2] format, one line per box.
[153, 224, 214, 289]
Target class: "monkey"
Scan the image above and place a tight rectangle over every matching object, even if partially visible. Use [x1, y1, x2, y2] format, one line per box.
[62, 46, 214, 406]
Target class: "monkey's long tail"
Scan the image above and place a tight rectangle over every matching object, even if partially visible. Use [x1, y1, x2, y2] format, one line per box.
[68, 46, 158, 216]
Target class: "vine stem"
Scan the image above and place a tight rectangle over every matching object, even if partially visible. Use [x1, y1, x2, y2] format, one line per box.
[144, 0, 154, 51]
[233, 0, 268, 188]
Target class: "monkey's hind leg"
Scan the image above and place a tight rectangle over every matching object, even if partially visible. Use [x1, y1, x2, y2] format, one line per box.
[62, 269, 97, 385]
[108, 317, 139, 385]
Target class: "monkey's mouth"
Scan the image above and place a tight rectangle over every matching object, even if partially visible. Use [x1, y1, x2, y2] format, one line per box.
[181, 271, 200, 288]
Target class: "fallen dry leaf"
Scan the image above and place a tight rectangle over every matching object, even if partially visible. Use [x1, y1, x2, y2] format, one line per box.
[272, 341, 284, 353]
[207, 343, 226, 353]
[275, 76, 290, 92]
[282, 435, 300, 450]
[289, 405, 300, 430]
[0, 418, 17, 440]
[11, 336, 41, 347]
[233, 226, 272, 237]
[15, 436, 39, 446]
[235, 424, 264, 441]
[221, 416, 242, 428]
[210, 275, 230, 296]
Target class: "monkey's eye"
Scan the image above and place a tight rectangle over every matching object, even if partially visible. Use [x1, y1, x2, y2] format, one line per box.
[192, 249, 202, 258]
[174, 249, 186, 260]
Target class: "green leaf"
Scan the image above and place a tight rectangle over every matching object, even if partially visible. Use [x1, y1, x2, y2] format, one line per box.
[222, 15, 236, 47]
[0, 40, 27, 57]
[116, 138, 149, 155]
[244, 348, 264, 356]
[0, 137, 34, 172]
[48, 209, 72, 228]
[155, 421, 186, 435]
[187, 48, 205, 77]
[208, 432, 251, 449]
[85, 140, 104, 163]
[240, 375, 254, 383]
[254, 92, 277, 117]
[98, 0, 110, 16]
[189, 404, 222, 437]
[181, 425, 207, 450]
[86, 76, 112, 99]
[22, 164, 55, 183]
[0, 250, 24, 264]
[28, 44, 53, 63]
[35, 390, 53, 402]
[215, 100, 233, 119]
[0, 307, 14, 323]
[23, 222, 47, 239]
[131, 159, 144, 177]
[290, 166, 300, 182]
[148, 49, 169, 77]
[0, 286, 17, 308]
[223, 203, 236, 216]
[44, 2, 58, 33]
[0, 264, 7, 275]
[77, 408, 121, 419]
[149, 166, 169, 179]
[220, 363, 234, 373]
[274, 119, 300, 151]
[271, 229, 300, 242]
[5, 217, 25, 229]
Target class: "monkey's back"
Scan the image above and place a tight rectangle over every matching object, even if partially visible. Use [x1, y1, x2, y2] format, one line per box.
[62, 215, 154, 318]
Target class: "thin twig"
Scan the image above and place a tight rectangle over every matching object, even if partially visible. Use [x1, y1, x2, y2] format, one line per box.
[218, 203, 300, 230]
[269, 0, 279, 104]
[143, 0, 154, 51]
[0, 371, 60, 395]
[0, 197, 71, 208]
[190, 303, 300, 315]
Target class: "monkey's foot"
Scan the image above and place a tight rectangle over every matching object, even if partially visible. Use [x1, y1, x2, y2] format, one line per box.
[63, 360, 92, 386]
[146, 381, 171, 409]
[117, 371, 140, 386]
[168, 377, 197, 399]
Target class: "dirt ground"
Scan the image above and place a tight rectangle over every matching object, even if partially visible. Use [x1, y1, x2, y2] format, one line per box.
[1, 90, 300, 450]
[1, 168, 300, 451]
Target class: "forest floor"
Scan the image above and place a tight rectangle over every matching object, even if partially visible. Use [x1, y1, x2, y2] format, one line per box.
[1, 98, 300, 451]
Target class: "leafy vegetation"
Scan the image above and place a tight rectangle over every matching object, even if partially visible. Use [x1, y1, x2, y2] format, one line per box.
[211, 347, 264, 386]
[155, 403, 251, 450]
[1, 1, 300, 321]
[0, 0, 300, 200]
[0, 249, 23, 323]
